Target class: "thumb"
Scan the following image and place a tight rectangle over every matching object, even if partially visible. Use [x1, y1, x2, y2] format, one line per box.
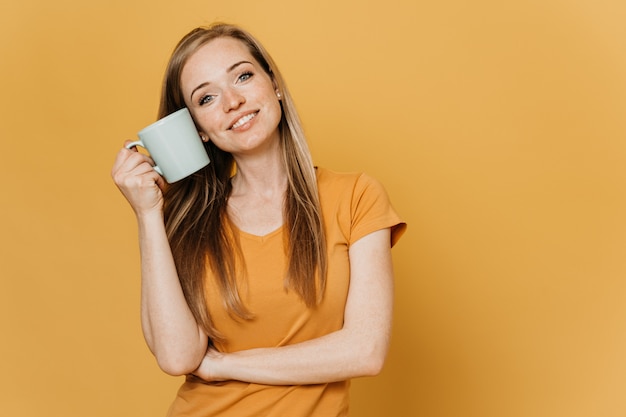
[154, 172, 167, 190]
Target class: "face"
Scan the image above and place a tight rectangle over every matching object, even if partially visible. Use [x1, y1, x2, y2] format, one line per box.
[180, 37, 282, 157]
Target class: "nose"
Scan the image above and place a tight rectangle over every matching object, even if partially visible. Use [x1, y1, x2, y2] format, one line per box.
[222, 87, 245, 111]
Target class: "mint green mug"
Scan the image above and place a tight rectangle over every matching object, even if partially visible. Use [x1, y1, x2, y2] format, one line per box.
[126, 108, 210, 183]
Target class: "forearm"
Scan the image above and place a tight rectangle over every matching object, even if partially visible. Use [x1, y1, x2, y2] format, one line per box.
[195, 229, 395, 385]
[137, 211, 208, 375]
[205, 326, 390, 385]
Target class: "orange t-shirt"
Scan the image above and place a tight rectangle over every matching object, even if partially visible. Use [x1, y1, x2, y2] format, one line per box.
[166, 168, 406, 417]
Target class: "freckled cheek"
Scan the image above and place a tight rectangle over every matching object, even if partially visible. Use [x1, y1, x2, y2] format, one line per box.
[195, 115, 221, 137]
[271, 101, 283, 125]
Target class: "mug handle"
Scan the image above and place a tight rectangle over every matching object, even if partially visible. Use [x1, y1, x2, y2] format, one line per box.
[125, 141, 163, 176]
[125, 140, 143, 149]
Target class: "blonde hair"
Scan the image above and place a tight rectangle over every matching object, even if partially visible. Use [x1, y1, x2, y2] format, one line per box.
[159, 23, 327, 342]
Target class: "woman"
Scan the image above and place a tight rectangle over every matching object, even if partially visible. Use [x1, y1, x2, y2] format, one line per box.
[112, 23, 406, 417]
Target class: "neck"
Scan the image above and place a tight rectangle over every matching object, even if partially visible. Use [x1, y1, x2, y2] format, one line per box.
[230, 147, 288, 199]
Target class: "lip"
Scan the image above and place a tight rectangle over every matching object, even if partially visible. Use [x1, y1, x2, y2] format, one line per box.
[228, 110, 259, 130]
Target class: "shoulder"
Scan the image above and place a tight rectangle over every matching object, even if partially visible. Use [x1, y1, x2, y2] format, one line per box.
[316, 167, 406, 246]
[315, 167, 383, 195]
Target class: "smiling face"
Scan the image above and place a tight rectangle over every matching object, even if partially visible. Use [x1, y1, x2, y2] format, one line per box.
[180, 37, 283, 157]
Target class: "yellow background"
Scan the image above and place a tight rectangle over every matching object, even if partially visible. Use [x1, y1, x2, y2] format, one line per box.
[1, 0, 625, 416]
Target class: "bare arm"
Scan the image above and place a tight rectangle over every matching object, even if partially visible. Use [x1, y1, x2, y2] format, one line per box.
[112, 146, 208, 375]
[193, 228, 394, 385]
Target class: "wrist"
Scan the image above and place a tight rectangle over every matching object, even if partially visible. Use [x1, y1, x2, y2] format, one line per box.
[199, 349, 228, 382]
[136, 209, 164, 228]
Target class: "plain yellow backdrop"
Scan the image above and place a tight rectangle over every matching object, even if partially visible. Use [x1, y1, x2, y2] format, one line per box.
[1, 0, 625, 416]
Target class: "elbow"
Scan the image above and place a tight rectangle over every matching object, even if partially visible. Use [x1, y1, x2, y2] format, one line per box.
[361, 351, 387, 377]
[144, 334, 206, 376]
[356, 342, 389, 377]
[155, 352, 202, 377]
[345, 327, 391, 378]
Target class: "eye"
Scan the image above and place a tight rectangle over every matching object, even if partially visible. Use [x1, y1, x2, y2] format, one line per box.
[238, 71, 253, 82]
[198, 94, 215, 106]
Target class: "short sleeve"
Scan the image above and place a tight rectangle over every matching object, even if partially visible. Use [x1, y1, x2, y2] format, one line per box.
[349, 173, 407, 247]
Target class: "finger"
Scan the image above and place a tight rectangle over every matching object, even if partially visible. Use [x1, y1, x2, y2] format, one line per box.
[112, 140, 143, 171]
[115, 163, 162, 195]
[129, 159, 167, 189]
[154, 172, 167, 190]
[123, 149, 157, 169]
[129, 161, 165, 186]
[111, 147, 133, 176]
[112, 148, 148, 177]
[122, 145, 157, 167]
[131, 161, 158, 176]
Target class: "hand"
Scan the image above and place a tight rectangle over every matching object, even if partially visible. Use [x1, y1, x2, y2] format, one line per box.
[192, 347, 226, 382]
[111, 141, 167, 217]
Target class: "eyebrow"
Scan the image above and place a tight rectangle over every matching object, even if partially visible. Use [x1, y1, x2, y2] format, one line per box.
[189, 60, 253, 102]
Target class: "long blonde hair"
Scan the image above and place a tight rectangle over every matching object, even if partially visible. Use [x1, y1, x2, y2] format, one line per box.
[159, 23, 327, 342]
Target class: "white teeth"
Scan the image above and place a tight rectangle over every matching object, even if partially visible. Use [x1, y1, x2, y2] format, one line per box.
[231, 112, 256, 129]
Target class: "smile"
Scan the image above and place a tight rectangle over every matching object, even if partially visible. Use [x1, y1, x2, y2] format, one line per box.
[230, 112, 258, 129]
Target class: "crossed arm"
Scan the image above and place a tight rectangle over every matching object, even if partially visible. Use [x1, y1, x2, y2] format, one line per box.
[113, 147, 395, 384]
[193, 228, 395, 385]
[140, 217, 395, 384]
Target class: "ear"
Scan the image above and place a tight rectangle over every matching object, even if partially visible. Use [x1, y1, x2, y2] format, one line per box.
[271, 74, 282, 100]
[199, 132, 209, 142]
